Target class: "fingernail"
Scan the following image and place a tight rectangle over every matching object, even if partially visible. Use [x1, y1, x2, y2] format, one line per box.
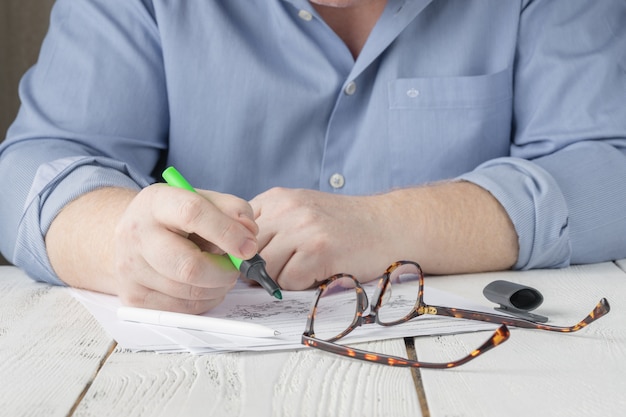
[239, 238, 257, 258]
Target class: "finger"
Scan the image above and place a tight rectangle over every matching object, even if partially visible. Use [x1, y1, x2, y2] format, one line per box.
[188, 232, 222, 254]
[115, 243, 237, 303]
[277, 250, 333, 290]
[122, 276, 235, 309]
[199, 189, 258, 235]
[153, 185, 258, 260]
[142, 230, 239, 289]
[259, 233, 328, 291]
[257, 235, 292, 287]
[119, 280, 229, 314]
[139, 260, 237, 301]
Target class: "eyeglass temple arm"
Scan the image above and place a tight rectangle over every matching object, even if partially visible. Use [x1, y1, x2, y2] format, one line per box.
[421, 298, 610, 332]
[302, 324, 510, 369]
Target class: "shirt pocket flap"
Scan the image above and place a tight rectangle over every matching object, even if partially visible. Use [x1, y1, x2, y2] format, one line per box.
[388, 68, 512, 110]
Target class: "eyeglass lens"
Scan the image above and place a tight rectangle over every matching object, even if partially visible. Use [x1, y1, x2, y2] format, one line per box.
[313, 262, 424, 340]
[313, 276, 361, 340]
[377, 262, 422, 324]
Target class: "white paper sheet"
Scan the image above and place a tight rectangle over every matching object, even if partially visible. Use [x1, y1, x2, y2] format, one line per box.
[71, 279, 500, 354]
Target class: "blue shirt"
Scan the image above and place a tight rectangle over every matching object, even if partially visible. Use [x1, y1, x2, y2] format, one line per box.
[1, 0, 626, 286]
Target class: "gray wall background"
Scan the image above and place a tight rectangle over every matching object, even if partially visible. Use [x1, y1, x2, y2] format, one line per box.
[1, 0, 55, 265]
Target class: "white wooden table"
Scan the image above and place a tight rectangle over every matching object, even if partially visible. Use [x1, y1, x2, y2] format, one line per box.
[1, 261, 625, 417]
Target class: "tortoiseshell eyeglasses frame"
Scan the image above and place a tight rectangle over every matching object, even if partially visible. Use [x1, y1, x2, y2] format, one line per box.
[302, 260, 611, 369]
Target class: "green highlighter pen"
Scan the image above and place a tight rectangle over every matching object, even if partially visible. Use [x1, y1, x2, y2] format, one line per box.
[162, 166, 282, 300]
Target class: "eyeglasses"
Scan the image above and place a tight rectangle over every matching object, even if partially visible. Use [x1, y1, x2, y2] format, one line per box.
[302, 261, 610, 369]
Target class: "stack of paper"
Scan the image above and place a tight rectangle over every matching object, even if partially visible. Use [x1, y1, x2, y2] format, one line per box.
[71, 280, 499, 354]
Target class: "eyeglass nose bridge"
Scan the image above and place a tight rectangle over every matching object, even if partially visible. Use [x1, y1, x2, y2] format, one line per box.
[370, 273, 389, 304]
[358, 274, 390, 325]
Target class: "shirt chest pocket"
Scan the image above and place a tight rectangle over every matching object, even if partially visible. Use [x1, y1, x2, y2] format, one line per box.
[386, 68, 513, 186]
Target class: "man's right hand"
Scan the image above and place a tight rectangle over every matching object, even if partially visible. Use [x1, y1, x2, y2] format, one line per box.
[46, 184, 259, 314]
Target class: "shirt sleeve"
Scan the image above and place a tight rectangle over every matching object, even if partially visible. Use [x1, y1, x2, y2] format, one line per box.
[459, 0, 626, 269]
[0, 0, 167, 284]
[9, 158, 151, 286]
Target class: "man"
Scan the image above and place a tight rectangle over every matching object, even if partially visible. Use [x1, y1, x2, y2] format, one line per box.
[1, 0, 625, 314]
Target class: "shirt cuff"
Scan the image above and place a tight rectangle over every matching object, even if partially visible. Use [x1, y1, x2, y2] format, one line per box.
[13, 157, 151, 286]
[458, 157, 571, 270]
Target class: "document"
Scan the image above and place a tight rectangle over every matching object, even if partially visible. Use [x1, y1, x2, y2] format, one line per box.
[71, 279, 499, 354]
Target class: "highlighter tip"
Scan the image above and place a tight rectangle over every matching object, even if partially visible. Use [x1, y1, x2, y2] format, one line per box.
[241, 256, 282, 300]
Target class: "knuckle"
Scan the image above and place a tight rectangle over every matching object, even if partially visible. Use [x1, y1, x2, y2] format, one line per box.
[118, 287, 146, 308]
[266, 187, 297, 206]
[216, 219, 245, 246]
[226, 194, 249, 210]
[307, 234, 331, 253]
[264, 186, 287, 198]
[175, 253, 203, 285]
[297, 209, 320, 228]
[278, 265, 316, 291]
[177, 197, 205, 228]
[188, 283, 209, 301]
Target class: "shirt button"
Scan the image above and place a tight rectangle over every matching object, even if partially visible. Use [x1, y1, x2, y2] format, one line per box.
[406, 88, 420, 98]
[344, 81, 357, 96]
[329, 173, 345, 189]
[298, 10, 313, 21]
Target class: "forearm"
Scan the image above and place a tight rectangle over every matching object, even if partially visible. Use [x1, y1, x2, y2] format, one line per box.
[46, 187, 137, 294]
[381, 181, 518, 274]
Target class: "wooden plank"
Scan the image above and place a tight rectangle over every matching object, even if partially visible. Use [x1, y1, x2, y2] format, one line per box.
[73, 339, 422, 417]
[0, 267, 116, 417]
[411, 262, 626, 417]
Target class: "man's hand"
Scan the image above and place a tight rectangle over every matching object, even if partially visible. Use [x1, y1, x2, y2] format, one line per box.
[46, 185, 259, 313]
[249, 188, 393, 289]
[250, 181, 519, 290]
